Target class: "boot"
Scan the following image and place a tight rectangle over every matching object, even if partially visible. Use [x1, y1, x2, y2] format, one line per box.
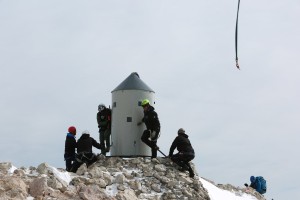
[186, 162, 195, 178]
[189, 171, 195, 178]
[101, 148, 106, 155]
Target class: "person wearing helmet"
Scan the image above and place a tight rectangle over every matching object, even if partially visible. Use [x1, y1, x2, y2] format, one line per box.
[169, 128, 195, 178]
[71, 130, 102, 173]
[137, 99, 161, 158]
[97, 104, 112, 155]
[64, 126, 77, 172]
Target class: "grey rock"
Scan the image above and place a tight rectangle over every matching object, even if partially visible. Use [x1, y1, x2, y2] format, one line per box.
[115, 173, 125, 184]
[29, 176, 48, 197]
[0, 176, 28, 199]
[117, 184, 126, 191]
[103, 172, 114, 185]
[13, 169, 26, 176]
[0, 162, 12, 172]
[76, 163, 88, 175]
[89, 165, 104, 178]
[116, 188, 138, 200]
[154, 164, 167, 172]
[36, 162, 49, 175]
[128, 180, 141, 190]
[151, 183, 161, 193]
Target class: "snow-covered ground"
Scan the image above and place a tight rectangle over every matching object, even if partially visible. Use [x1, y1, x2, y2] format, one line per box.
[200, 178, 257, 200]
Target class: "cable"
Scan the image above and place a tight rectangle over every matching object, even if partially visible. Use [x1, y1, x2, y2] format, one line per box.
[235, 0, 241, 70]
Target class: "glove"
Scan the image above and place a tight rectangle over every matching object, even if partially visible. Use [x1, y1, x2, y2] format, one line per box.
[150, 131, 158, 141]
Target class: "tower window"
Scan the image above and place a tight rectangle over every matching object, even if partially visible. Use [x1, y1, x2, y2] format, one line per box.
[127, 117, 132, 122]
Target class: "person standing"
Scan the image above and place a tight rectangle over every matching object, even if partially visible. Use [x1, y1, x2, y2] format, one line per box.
[169, 128, 195, 178]
[71, 130, 102, 173]
[137, 99, 160, 158]
[97, 104, 112, 155]
[64, 126, 77, 172]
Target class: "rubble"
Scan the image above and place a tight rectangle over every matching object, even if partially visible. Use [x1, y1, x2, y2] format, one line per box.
[0, 157, 263, 200]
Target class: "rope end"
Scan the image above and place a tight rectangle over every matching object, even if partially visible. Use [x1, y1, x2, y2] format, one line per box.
[235, 59, 240, 70]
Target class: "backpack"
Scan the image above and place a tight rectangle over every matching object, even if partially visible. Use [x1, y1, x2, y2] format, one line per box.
[257, 176, 267, 194]
[107, 108, 112, 128]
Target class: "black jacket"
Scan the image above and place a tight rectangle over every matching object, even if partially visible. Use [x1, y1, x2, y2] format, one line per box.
[65, 133, 76, 155]
[250, 182, 256, 189]
[77, 134, 102, 153]
[143, 106, 160, 132]
[169, 133, 195, 157]
[97, 108, 111, 131]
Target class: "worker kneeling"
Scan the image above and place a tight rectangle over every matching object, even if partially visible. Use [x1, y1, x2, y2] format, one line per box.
[169, 128, 195, 178]
[71, 130, 102, 173]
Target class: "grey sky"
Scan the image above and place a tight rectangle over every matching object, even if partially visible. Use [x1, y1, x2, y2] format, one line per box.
[0, 1, 299, 199]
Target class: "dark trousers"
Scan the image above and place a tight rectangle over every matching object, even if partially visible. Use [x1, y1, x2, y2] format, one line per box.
[171, 152, 195, 176]
[141, 130, 158, 158]
[64, 153, 75, 172]
[71, 152, 98, 173]
[99, 128, 111, 154]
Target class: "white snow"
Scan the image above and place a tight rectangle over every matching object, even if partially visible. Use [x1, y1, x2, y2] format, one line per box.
[200, 178, 257, 200]
[48, 165, 72, 185]
[8, 165, 17, 174]
[105, 184, 118, 196]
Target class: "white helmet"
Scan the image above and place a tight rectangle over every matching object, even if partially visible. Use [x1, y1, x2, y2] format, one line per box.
[98, 104, 106, 111]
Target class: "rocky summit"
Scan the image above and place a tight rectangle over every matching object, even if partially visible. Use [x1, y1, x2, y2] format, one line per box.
[0, 156, 266, 200]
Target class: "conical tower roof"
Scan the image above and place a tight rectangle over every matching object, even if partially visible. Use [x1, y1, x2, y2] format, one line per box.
[112, 72, 154, 92]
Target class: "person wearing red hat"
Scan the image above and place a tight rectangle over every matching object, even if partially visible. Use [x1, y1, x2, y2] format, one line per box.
[64, 126, 77, 171]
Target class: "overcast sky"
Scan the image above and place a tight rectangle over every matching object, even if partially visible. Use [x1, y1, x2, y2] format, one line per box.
[0, 1, 299, 199]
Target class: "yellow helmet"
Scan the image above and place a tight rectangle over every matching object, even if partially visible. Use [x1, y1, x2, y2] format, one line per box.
[141, 99, 150, 107]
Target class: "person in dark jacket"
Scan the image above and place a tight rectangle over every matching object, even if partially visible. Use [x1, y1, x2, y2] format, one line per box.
[137, 99, 160, 158]
[71, 130, 102, 173]
[169, 128, 195, 178]
[64, 126, 77, 172]
[97, 104, 112, 155]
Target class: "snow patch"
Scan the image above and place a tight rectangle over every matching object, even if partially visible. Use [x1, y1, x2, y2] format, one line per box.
[8, 165, 17, 174]
[48, 165, 72, 185]
[200, 178, 257, 200]
[105, 184, 118, 196]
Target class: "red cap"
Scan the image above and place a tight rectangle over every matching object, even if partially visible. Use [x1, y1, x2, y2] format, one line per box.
[68, 126, 76, 134]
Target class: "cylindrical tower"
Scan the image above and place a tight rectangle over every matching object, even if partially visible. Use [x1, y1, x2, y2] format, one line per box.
[111, 72, 155, 156]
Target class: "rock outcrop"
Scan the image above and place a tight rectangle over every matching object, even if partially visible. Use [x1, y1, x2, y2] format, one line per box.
[0, 157, 265, 200]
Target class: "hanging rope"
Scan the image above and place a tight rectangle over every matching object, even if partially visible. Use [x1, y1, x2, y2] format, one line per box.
[235, 0, 241, 70]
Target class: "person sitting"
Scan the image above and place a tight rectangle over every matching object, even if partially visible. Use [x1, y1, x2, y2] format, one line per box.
[169, 128, 195, 178]
[245, 176, 267, 194]
[71, 130, 102, 173]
